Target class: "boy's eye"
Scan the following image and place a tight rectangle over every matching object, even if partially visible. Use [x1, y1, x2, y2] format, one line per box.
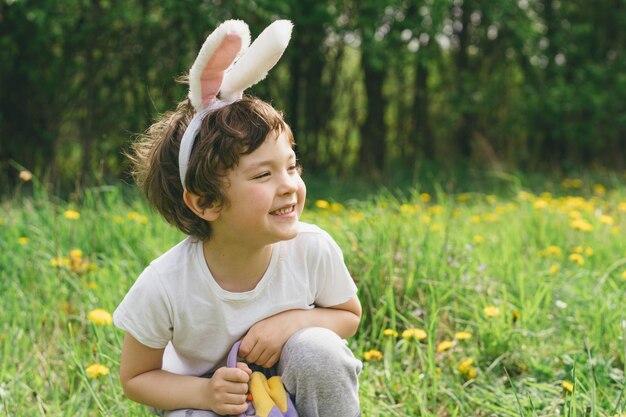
[253, 172, 270, 180]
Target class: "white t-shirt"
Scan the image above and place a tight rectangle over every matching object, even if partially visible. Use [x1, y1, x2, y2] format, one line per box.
[113, 222, 357, 376]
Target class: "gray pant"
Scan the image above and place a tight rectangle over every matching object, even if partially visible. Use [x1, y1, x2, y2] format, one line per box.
[161, 327, 362, 417]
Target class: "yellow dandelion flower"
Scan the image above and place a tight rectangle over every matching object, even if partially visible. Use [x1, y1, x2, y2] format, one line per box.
[402, 328, 427, 341]
[620, 270, 626, 280]
[512, 310, 521, 323]
[454, 331, 473, 340]
[465, 367, 478, 380]
[64, 210, 80, 220]
[457, 193, 471, 203]
[127, 211, 140, 220]
[486, 195, 497, 204]
[570, 219, 593, 232]
[330, 202, 344, 212]
[50, 257, 70, 267]
[482, 213, 499, 223]
[584, 247, 593, 256]
[421, 215, 432, 224]
[348, 210, 365, 223]
[569, 210, 582, 219]
[483, 306, 501, 318]
[85, 364, 110, 379]
[618, 202, 626, 212]
[400, 204, 419, 214]
[315, 200, 330, 209]
[18, 236, 29, 245]
[420, 193, 431, 203]
[87, 281, 98, 289]
[136, 215, 149, 224]
[430, 224, 442, 232]
[457, 358, 474, 374]
[112, 215, 124, 224]
[593, 184, 606, 196]
[19, 170, 33, 181]
[562, 380, 574, 393]
[383, 329, 398, 337]
[569, 253, 584, 266]
[69, 249, 83, 259]
[429, 205, 444, 215]
[363, 349, 383, 362]
[549, 264, 560, 275]
[562, 178, 582, 189]
[87, 308, 112, 325]
[436, 340, 453, 353]
[600, 215, 614, 225]
[534, 199, 549, 209]
[611, 226, 621, 235]
[470, 215, 481, 224]
[540, 245, 563, 258]
[473, 235, 484, 244]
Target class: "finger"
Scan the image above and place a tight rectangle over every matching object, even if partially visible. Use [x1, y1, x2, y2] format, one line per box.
[262, 352, 280, 369]
[238, 335, 257, 357]
[222, 368, 250, 383]
[254, 349, 274, 367]
[225, 381, 249, 395]
[244, 345, 262, 364]
[215, 401, 249, 416]
[237, 362, 252, 375]
[222, 392, 248, 404]
[257, 351, 279, 368]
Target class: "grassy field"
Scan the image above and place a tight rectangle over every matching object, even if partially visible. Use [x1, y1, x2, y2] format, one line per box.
[1, 172, 625, 416]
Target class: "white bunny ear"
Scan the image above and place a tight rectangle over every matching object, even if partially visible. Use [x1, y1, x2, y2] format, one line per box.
[219, 20, 293, 101]
[188, 20, 251, 112]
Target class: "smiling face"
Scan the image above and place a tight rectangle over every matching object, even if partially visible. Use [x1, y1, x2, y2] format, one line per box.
[209, 130, 306, 247]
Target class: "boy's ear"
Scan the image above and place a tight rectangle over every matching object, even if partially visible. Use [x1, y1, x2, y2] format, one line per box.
[183, 190, 221, 221]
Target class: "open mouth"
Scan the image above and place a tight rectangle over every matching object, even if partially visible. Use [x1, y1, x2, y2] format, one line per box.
[270, 205, 295, 216]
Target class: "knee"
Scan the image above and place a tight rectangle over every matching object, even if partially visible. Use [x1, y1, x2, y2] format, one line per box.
[280, 327, 362, 378]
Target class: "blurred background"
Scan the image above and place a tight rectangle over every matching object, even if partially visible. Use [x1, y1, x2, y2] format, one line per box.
[1, 0, 625, 193]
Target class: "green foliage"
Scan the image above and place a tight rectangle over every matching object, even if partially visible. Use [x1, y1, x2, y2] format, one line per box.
[2, 172, 626, 415]
[1, 1, 626, 190]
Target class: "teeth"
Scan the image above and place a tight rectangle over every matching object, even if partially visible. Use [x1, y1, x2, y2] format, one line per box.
[272, 206, 293, 215]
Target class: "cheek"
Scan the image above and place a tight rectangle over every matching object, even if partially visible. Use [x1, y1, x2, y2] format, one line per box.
[296, 178, 307, 215]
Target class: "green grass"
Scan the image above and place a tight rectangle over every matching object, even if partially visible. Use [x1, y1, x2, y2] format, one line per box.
[1, 172, 626, 416]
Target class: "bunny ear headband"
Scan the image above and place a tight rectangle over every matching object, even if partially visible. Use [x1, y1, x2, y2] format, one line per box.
[178, 19, 293, 188]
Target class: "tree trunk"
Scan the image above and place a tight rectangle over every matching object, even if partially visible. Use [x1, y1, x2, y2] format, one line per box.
[415, 59, 433, 160]
[288, 51, 301, 157]
[454, 0, 472, 159]
[359, 55, 386, 176]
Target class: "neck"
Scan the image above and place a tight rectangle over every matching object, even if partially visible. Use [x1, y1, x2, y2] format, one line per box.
[202, 238, 274, 292]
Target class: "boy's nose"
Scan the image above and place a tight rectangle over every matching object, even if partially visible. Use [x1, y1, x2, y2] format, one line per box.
[279, 172, 299, 194]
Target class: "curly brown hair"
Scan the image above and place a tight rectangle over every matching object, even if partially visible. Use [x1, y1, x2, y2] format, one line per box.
[129, 96, 293, 240]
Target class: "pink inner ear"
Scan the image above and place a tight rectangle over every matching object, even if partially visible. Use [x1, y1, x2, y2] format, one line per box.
[200, 33, 242, 109]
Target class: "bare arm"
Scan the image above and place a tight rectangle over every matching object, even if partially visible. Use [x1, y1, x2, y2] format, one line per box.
[119, 333, 251, 415]
[239, 294, 362, 367]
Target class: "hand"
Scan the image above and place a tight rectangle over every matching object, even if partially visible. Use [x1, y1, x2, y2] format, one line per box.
[205, 363, 251, 415]
[239, 310, 302, 368]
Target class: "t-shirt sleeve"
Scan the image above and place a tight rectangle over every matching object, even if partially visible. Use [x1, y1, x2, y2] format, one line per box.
[113, 265, 173, 349]
[311, 230, 358, 307]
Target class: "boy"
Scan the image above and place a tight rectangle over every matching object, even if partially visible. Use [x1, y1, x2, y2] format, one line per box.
[114, 95, 363, 417]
